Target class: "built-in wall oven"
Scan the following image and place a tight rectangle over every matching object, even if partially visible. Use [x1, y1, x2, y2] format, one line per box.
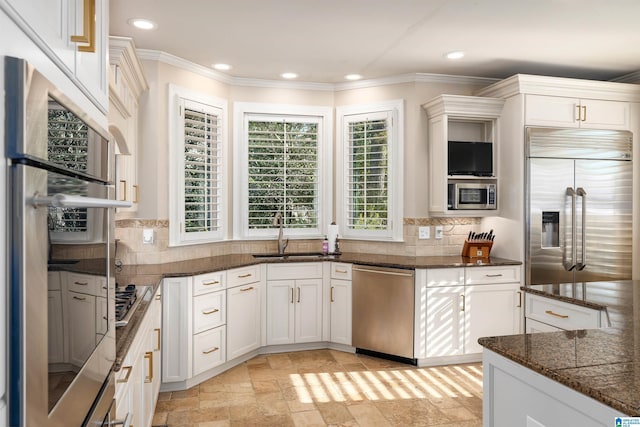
[5, 57, 130, 426]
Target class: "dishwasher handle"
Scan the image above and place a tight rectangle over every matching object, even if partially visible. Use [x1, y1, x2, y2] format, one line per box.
[352, 266, 414, 277]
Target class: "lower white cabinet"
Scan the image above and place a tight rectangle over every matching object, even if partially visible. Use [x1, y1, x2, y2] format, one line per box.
[161, 277, 190, 383]
[193, 326, 225, 376]
[66, 290, 96, 367]
[329, 279, 352, 345]
[47, 290, 64, 364]
[227, 282, 262, 360]
[525, 293, 602, 331]
[115, 286, 162, 427]
[426, 284, 465, 357]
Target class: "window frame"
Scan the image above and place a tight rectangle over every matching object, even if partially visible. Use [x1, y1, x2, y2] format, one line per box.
[233, 102, 332, 240]
[336, 100, 404, 241]
[168, 84, 228, 246]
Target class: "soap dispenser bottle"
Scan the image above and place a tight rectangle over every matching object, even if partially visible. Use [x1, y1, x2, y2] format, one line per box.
[322, 236, 329, 254]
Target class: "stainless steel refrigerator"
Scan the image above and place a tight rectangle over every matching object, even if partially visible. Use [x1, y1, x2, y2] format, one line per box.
[526, 127, 633, 286]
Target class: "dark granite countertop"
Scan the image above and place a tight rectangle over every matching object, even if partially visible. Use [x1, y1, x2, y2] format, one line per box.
[113, 252, 521, 371]
[479, 280, 640, 416]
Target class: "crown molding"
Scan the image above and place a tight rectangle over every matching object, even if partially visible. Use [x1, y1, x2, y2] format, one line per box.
[422, 94, 505, 118]
[109, 36, 149, 98]
[135, 49, 500, 92]
[611, 71, 640, 84]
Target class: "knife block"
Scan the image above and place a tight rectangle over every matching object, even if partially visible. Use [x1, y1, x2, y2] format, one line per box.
[461, 240, 493, 258]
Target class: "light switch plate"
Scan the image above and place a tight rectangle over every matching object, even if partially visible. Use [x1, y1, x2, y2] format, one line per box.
[418, 226, 430, 239]
[435, 225, 444, 240]
[142, 228, 154, 244]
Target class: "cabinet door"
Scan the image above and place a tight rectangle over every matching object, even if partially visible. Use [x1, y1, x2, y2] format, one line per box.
[266, 281, 295, 345]
[48, 290, 64, 363]
[426, 286, 465, 357]
[329, 279, 352, 345]
[192, 326, 225, 376]
[227, 283, 261, 360]
[525, 95, 580, 128]
[150, 290, 162, 401]
[464, 283, 521, 354]
[193, 291, 225, 334]
[161, 277, 190, 383]
[580, 99, 630, 130]
[66, 291, 96, 366]
[295, 279, 323, 343]
[95, 295, 107, 343]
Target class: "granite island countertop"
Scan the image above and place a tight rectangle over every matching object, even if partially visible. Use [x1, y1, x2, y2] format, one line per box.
[113, 252, 521, 370]
[479, 280, 640, 416]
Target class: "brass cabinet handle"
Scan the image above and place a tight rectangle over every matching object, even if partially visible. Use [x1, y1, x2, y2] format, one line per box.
[202, 346, 219, 355]
[119, 180, 127, 201]
[517, 291, 522, 308]
[297, 287, 301, 303]
[336, 269, 347, 274]
[545, 310, 569, 319]
[575, 104, 581, 121]
[581, 105, 587, 122]
[461, 294, 465, 312]
[485, 274, 503, 277]
[144, 351, 153, 383]
[238, 273, 252, 278]
[290, 288, 294, 304]
[117, 365, 132, 383]
[203, 280, 220, 286]
[202, 308, 220, 315]
[155, 328, 161, 351]
[74, 281, 89, 286]
[330, 286, 334, 303]
[133, 184, 139, 203]
[155, 294, 161, 300]
[70, 0, 96, 53]
[73, 296, 86, 301]
[240, 286, 254, 292]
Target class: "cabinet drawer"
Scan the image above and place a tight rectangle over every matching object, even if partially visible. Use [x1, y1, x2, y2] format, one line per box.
[193, 291, 226, 334]
[193, 271, 225, 296]
[193, 326, 225, 376]
[227, 265, 261, 288]
[465, 265, 520, 285]
[267, 262, 323, 280]
[525, 294, 601, 330]
[426, 268, 464, 287]
[331, 262, 352, 280]
[67, 272, 99, 295]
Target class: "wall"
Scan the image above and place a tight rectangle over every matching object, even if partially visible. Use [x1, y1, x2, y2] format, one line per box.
[115, 57, 499, 265]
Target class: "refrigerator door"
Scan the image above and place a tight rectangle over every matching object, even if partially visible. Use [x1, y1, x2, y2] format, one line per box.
[574, 159, 633, 282]
[528, 158, 576, 285]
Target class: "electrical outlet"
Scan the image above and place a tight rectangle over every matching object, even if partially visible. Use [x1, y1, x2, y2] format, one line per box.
[418, 226, 430, 239]
[142, 228, 154, 244]
[435, 225, 444, 240]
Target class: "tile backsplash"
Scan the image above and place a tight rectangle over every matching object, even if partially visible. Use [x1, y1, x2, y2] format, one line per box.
[114, 218, 482, 265]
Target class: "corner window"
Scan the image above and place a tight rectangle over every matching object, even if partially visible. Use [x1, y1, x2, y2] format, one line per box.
[336, 100, 404, 241]
[169, 85, 227, 245]
[234, 103, 332, 239]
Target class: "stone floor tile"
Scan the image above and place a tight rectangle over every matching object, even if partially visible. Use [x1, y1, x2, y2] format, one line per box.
[290, 409, 327, 427]
[316, 402, 354, 425]
[348, 402, 392, 426]
[252, 379, 280, 394]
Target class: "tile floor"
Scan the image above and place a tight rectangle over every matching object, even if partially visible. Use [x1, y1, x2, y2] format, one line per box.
[153, 349, 483, 427]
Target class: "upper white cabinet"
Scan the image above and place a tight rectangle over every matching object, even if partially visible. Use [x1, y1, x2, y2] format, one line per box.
[1, 0, 108, 111]
[422, 95, 505, 217]
[525, 95, 630, 130]
[109, 36, 149, 215]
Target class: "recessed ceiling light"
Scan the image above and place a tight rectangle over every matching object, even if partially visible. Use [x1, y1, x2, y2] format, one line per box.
[345, 74, 362, 81]
[445, 51, 465, 60]
[213, 63, 231, 71]
[128, 18, 157, 30]
[281, 72, 298, 79]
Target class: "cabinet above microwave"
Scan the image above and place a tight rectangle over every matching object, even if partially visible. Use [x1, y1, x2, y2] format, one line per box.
[422, 95, 504, 217]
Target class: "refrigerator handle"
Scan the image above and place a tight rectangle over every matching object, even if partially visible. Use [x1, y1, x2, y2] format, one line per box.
[564, 187, 577, 271]
[576, 187, 587, 271]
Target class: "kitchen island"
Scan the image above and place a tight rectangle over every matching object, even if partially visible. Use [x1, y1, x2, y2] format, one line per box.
[479, 280, 640, 425]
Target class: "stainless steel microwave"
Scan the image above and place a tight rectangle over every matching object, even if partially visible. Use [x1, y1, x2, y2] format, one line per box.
[448, 182, 497, 210]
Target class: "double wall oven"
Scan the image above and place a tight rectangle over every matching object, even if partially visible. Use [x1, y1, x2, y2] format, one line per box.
[5, 57, 130, 426]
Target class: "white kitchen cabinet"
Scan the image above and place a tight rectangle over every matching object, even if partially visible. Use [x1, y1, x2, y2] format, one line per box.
[483, 350, 624, 426]
[525, 94, 630, 130]
[426, 284, 465, 357]
[422, 94, 504, 217]
[47, 290, 64, 364]
[161, 277, 190, 383]
[227, 282, 262, 360]
[266, 263, 323, 346]
[525, 293, 602, 331]
[66, 290, 96, 367]
[0, 0, 108, 110]
[193, 326, 225, 376]
[329, 263, 352, 346]
[193, 290, 225, 334]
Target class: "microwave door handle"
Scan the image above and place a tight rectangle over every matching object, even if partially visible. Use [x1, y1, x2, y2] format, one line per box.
[30, 193, 133, 209]
[564, 187, 577, 271]
[576, 187, 587, 271]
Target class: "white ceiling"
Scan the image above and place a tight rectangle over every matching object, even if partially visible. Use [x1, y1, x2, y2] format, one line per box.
[109, 0, 640, 84]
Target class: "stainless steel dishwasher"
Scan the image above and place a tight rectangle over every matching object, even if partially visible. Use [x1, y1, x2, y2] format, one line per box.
[352, 265, 415, 362]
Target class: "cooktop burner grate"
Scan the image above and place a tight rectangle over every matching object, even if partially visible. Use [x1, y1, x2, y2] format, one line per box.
[115, 284, 138, 325]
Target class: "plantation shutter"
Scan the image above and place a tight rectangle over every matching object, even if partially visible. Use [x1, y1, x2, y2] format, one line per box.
[181, 100, 223, 240]
[345, 112, 391, 233]
[47, 107, 90, 236]
[247, 117, 319, 231]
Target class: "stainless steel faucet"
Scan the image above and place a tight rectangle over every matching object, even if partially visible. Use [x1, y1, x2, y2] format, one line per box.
[272, 212, 289, 254]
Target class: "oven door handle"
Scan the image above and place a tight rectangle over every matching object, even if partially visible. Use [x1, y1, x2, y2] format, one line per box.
[30, 193, 132, 209]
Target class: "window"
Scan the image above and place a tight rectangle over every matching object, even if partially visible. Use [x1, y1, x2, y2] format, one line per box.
[234, 103, 332, 239]
[336, 100, 404, 241]
[169, 85, 227, 245]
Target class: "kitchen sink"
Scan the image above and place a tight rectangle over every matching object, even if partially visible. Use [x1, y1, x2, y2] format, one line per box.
[252, 252, 330, 260]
